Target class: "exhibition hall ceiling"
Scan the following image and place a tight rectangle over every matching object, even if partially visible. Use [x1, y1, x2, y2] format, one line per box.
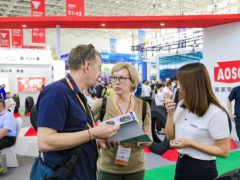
[0, 0, 239, 39]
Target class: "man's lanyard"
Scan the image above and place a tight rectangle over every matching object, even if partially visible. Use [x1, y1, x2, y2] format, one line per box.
[113, 95, 134, 117]
[65, 77, 95, 129]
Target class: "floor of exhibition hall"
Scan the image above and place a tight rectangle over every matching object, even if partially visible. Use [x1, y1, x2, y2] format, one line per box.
[1, 110, 240, 180]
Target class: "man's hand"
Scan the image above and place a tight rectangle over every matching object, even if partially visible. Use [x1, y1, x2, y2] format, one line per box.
[230, 113, 235, 122]
[170, 138, 193, 149]
[91, 123, 120, 140]
[98, 140, 119, 150]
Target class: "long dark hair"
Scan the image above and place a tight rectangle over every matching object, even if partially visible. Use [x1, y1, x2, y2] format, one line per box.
[177, 63, 223, 117]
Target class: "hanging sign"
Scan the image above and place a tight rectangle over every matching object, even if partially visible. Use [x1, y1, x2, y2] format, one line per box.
[66, 0, 84, 17]
[12, 29, 23, 48]
[32, 28, 46, 43]
[31, 0, 45, 17]
[0, 30, 10, 48]
[31, 0, 46, 43]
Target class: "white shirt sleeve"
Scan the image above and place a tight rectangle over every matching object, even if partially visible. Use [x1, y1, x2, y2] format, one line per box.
[148, 86, 151, 92]
[159, 92, 164, 101]
[208, 110, 230, 140]
[9, 98, 14, 105]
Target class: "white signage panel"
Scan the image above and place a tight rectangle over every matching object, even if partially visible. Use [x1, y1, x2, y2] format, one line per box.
[0, 49, 52, 65]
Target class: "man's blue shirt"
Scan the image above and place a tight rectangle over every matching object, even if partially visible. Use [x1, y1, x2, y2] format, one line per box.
[0, 88, 6, 100]
[134, 83, 142, 97]
[228, 86, 240, 122]
[37, 74, 98, 180]
[0, 110, 16, 137]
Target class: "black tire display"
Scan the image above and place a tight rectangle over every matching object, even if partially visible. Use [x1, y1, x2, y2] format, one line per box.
[12, 94, 20, 113]
[30, 105, 38, 131]
[148, 105, 171, 155]
[140, 96, 156, 106]
[25, 96, 34, 112]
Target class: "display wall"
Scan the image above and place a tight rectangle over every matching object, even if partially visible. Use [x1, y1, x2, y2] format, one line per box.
[23, 30, 136, 55]
[0, 49, 53, 107]
[203, 21, 240, 140]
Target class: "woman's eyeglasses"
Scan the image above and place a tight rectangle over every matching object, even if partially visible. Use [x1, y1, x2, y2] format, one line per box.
[110, 76, 131, 83]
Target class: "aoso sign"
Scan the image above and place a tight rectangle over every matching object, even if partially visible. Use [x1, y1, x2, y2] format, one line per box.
[214, 60, 240, 83]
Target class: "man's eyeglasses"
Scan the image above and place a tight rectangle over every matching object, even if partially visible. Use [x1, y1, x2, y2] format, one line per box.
[82, 44, 95, 65]
[110, 76, 131, 83]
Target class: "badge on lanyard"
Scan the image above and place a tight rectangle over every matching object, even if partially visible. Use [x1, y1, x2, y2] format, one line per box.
[113, 95, 134, 166]
[115, 145, 132, 166]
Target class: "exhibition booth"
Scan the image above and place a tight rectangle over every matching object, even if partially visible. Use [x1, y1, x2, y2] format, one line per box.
[1, 9, 240, 179]
[62, 52, 146, 82]
[0, 48, 52, 107]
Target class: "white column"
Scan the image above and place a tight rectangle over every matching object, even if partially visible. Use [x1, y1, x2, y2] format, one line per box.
[56, 25, 61, 60]
[156, 52, 160, 81]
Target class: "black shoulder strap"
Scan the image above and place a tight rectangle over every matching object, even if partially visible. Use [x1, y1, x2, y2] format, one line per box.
[64, 144, 84, 172]
[142, 101, 147, 123]
[47, 143, 84, 179]
[100, 97, 107, 122]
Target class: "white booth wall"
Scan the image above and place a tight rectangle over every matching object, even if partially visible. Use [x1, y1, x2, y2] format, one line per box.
[23, 30, 136, 55]
[0, 49, 53, 108]
[203, 21, 240, 140]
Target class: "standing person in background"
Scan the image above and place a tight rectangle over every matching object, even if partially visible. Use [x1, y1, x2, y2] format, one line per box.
[95, 81, 104, 98]
[172, 77, 179, 105]
[165, 63, 230, 180]
[134, 81, 142, 98]
[142, 81, 151, 97]
[172, 77, 178, 91]
[163, 82, 173, 99]
[165, 78, 170, 86]
[227, 85, 240, 140]
[5, 92, 15, 112]
[0, 84, 6, 101]
[155, 84, 165, 106]
[106, 83, 114, 96]
[150, 80, 157, 97]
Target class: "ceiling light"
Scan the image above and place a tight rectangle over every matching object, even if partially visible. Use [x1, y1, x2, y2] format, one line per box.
[101, 24, 105, 26]
[115, 1, 120, 3]
[160, 23, 165, 26]
[22, 25, 26, 27]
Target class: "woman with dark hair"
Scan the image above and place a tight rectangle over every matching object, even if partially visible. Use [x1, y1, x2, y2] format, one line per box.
[165, 63, 230, 180]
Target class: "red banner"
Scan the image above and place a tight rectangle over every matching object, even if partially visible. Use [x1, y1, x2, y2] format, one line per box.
[32, 28, 46, 43]
[18, 77, 45, 92]
[12, 29, 23, 47]
[214, 60, 240, 83]
[31, 0, 46, 43]
[0, 30, 10, 48]
[31, 0, 45, 17]
[66, 0, 84, 17]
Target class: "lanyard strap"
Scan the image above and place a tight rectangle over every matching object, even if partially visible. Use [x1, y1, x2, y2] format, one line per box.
[65, 77, 95, 129]
[114, 95, 134, 117]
